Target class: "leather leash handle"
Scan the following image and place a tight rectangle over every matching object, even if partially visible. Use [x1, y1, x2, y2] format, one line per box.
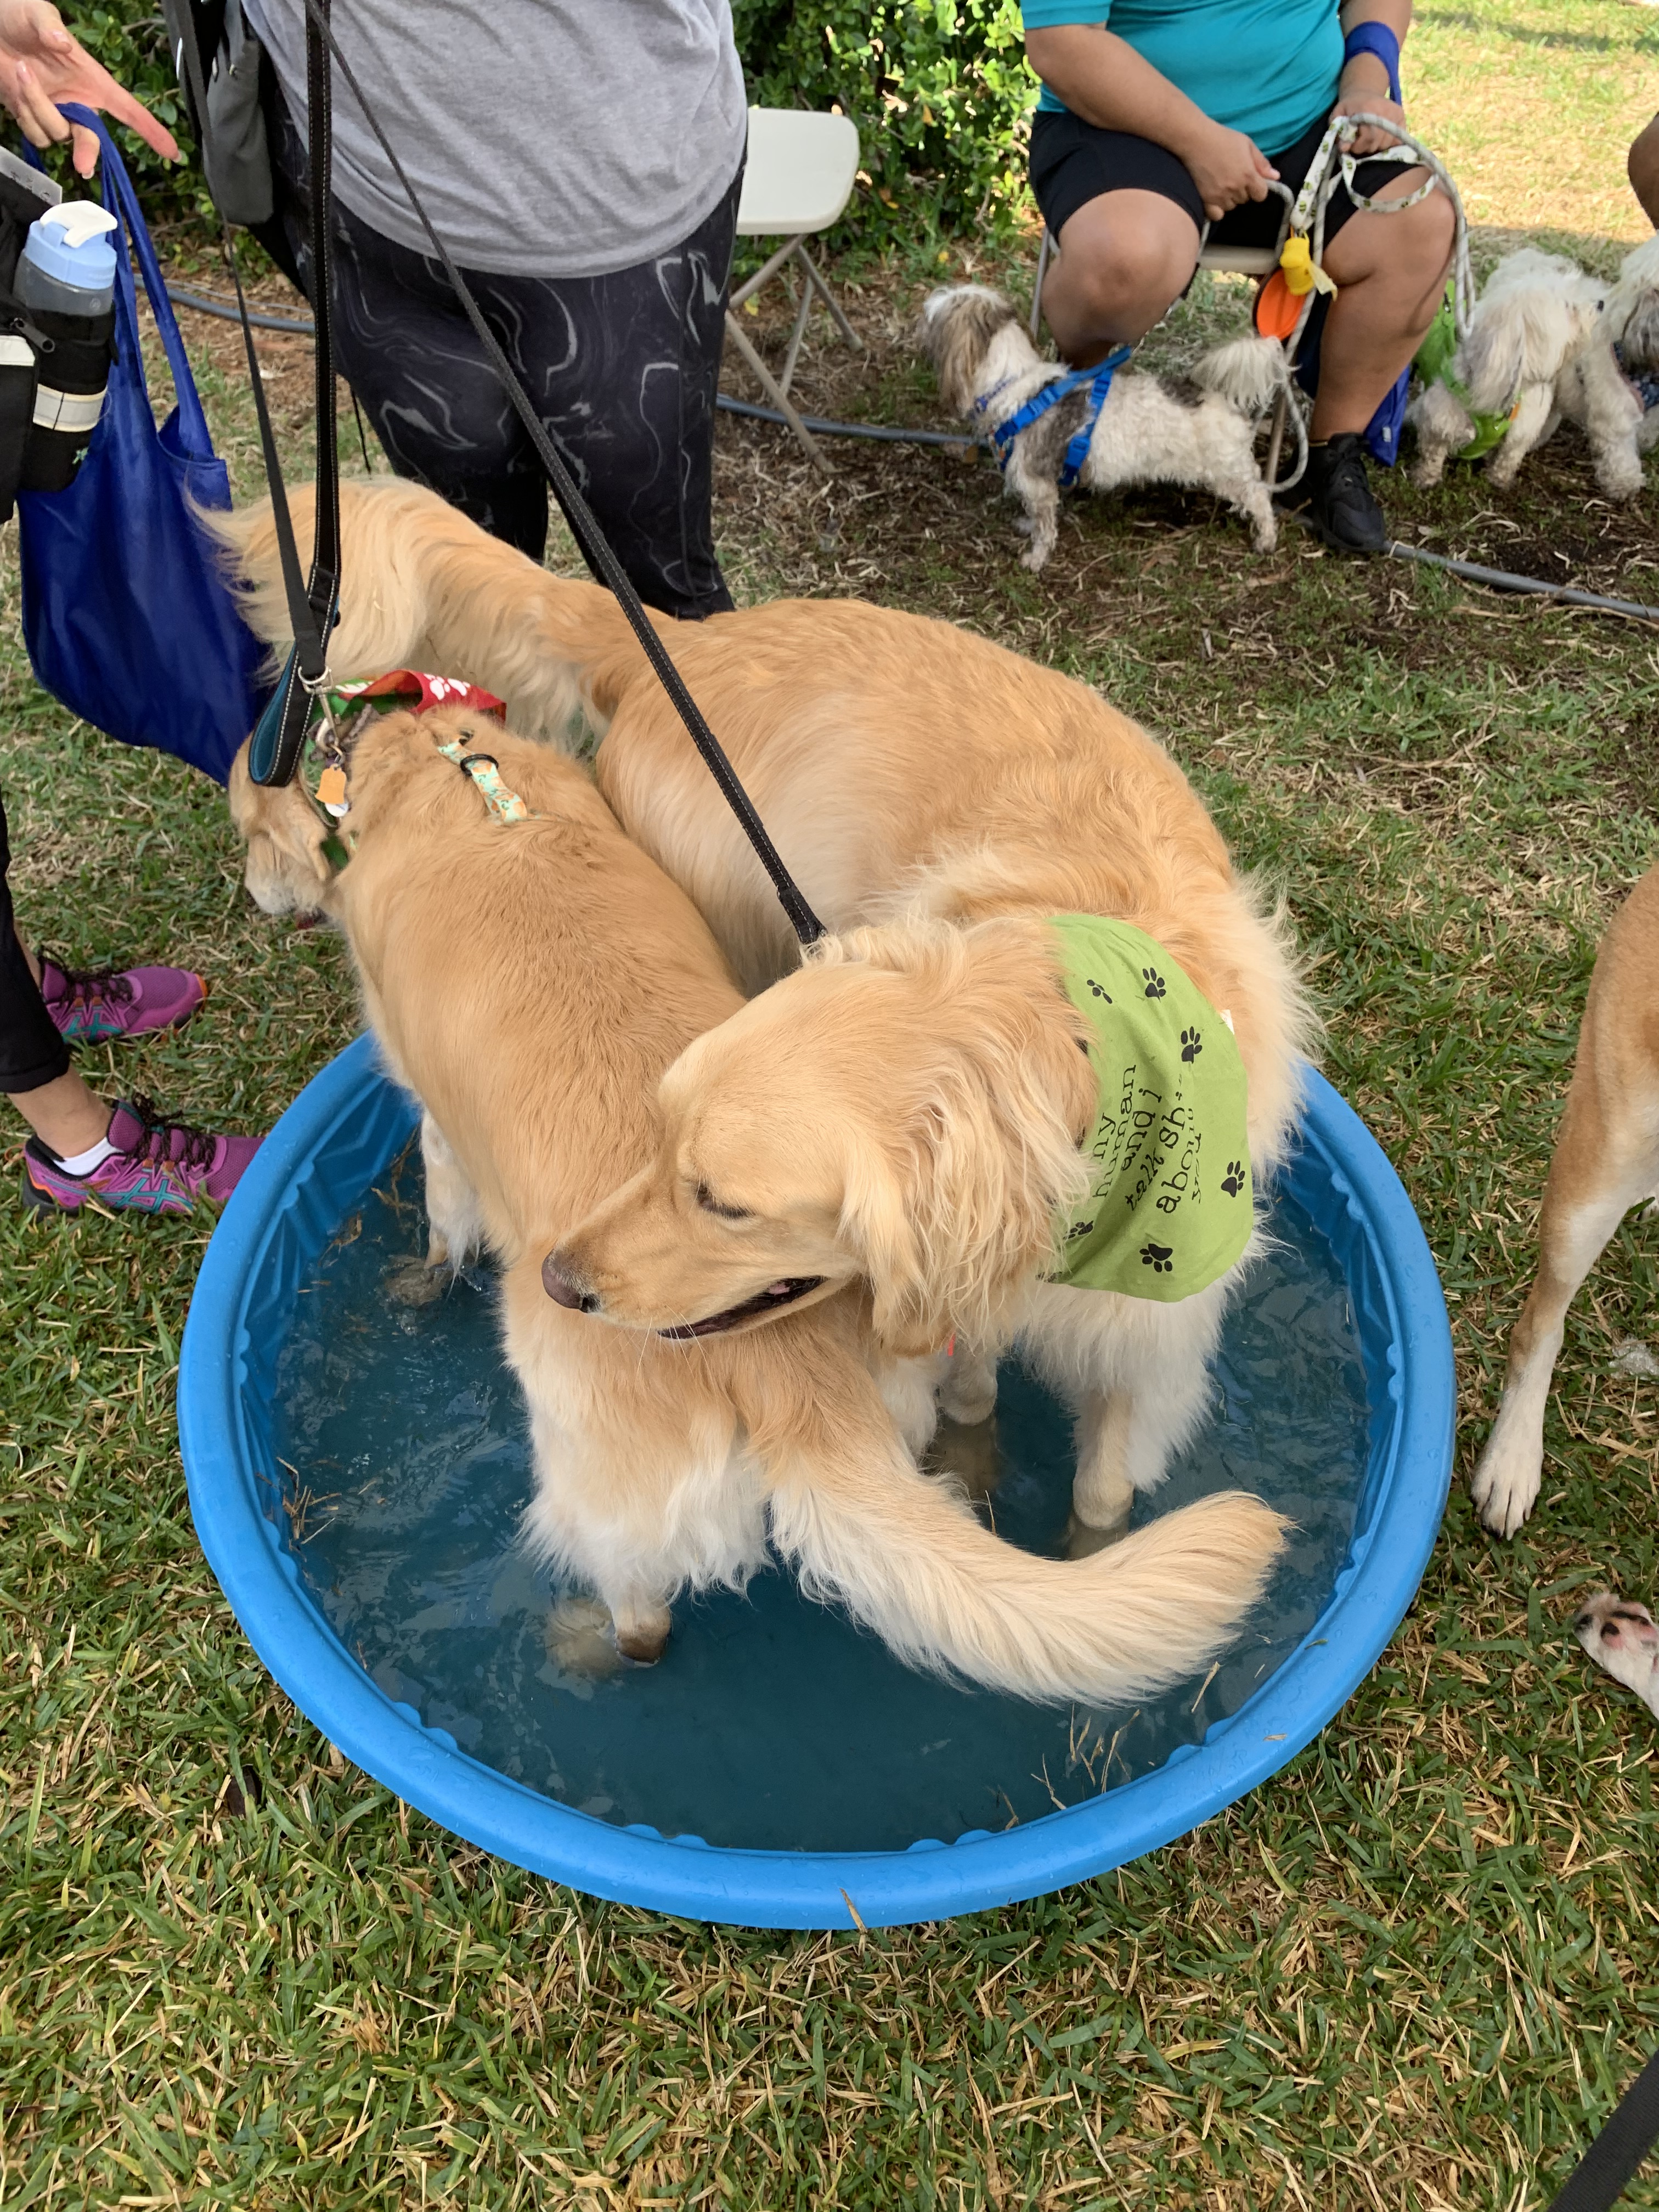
[244, 0, 338, 788]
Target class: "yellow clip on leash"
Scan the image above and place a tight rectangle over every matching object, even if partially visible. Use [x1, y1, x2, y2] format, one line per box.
[1278, 233, 1336, 300]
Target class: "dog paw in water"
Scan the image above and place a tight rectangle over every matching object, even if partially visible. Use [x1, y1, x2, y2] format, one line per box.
[382, 1253, 452, 1308]
[1573, 1592, 1659, 1717]
[1063, 1508, 1132, 1559]
[926, 1412, 1006, 1506]
[545, 1596, 626, 1680]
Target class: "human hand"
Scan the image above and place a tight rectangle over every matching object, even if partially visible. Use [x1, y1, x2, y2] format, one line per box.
[1331, 69, 1406, 157]
[1183, 120, 1278, 224]
[0, 0, 179, 177]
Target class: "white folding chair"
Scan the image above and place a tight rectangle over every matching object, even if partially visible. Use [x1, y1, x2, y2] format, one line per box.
[724, 107, 862, 471]
[1029, 213, 1297, 483]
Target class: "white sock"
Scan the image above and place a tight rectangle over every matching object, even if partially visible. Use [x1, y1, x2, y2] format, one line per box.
[54, 1133, 117, 1177]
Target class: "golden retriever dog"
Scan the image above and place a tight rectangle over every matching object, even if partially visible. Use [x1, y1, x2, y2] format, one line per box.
[272, 697, 1285, 1701]
[1472, 865, 1659, 1537]
[219, 478, 1308, 1541]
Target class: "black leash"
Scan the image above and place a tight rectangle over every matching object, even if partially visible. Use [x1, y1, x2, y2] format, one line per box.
[211, 0, 825, 947]
[1545, 2049, 1659, 2212]
[174, 0, 338, 793]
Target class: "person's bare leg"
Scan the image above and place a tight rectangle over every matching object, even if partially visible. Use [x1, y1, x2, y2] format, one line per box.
[1041, 189, 1200, 364]
[1630, 115, 1659, 229]
[8, 1067, 111, 1156]
[1312, 172, 1455, 437]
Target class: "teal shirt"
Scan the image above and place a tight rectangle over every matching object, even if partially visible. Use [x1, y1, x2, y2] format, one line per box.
[1023, 0, 1343, 155]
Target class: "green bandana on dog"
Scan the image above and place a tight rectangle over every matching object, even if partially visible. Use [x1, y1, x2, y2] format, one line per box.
[1046, 916, 1253, 1301]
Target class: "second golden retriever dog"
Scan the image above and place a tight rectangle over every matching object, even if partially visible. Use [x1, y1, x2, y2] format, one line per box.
[221, 477, 1308, 1543]
[257, 699, 1285, 1702]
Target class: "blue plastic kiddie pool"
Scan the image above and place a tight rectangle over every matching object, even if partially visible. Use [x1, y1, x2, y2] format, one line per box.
[178, 1035, 1453, 1929]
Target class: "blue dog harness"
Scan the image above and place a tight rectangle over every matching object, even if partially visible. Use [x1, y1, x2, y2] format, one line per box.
[978, 346, 1133, 489]
[1617, 341, 1659, 416]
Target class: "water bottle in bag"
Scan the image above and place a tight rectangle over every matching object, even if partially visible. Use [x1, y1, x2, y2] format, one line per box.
[15, 201, 117, 491]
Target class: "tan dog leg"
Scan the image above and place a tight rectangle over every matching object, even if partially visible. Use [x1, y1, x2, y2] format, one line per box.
[1472, 870, 1659, 1537]
[1069, 1348, 1216, 1552]
[1070, 1392, 1138, 1547]
[420, 1111, 487, 1271]
[939, 1340, 999, 1427]
[606, 1587, 673, 1664]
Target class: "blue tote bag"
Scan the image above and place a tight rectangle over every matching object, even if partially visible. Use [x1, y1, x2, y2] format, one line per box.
[17, 106, 268, 784]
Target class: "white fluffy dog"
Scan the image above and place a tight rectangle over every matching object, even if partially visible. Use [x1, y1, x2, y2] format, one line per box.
[922, 284, 1289, 570]
[1409, 248, 1646, 495]
[1605, 231, 1659, 399]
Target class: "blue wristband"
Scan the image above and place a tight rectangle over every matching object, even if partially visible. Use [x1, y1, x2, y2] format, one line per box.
[1342, 20, 1402, 104]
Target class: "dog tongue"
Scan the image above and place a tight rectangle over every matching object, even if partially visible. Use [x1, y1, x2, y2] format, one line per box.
[767, 1281, 792, 1296]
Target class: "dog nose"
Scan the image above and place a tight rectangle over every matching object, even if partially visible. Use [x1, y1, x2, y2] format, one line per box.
[543, 1250, 599, 1312]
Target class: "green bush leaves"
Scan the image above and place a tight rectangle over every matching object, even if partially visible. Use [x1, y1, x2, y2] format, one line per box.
[54, 0, 1040, 242]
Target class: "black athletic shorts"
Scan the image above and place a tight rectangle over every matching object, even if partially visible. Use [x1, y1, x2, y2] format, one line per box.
[1029, 106, 1408, 252]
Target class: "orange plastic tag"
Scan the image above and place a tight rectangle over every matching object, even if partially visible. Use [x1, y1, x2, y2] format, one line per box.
[1253, 269, 1301, 342]
[317, 763, 349, 815]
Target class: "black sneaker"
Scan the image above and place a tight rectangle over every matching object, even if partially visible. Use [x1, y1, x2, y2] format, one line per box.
[1295, 432, 1388, 555]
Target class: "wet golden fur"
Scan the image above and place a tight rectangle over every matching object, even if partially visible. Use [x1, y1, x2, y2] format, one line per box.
[279, 701, 1285, 1702]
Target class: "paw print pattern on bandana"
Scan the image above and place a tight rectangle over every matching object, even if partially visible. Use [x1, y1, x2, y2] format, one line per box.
[1221, 1160, 1246, 1198]
[1142, 968, 1166, 999]
[1140, 1240, 1175, 1273]
[1181, 1027, 1202, 1063]
[1086, 977, 1111, 1001]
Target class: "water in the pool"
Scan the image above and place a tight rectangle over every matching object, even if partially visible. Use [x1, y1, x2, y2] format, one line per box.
[272, 1153, 1370, 1853]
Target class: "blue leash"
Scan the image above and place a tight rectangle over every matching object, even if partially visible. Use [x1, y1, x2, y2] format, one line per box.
[978, 347, 1133, 488]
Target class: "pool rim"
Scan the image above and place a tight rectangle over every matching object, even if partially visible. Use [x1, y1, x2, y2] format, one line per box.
[179, 1035, 1453, 1930]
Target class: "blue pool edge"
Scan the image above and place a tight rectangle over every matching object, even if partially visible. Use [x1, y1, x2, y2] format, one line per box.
[178, 1035, 1455, 1930]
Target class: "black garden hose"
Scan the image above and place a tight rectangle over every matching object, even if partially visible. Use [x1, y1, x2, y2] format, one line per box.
[163, 284, 1659, 627]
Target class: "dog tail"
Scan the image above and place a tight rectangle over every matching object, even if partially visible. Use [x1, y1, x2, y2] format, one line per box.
[206, 476, 642, 746]
[1189, 334, 1290, 418]
[763, 1407, 1288, 1707]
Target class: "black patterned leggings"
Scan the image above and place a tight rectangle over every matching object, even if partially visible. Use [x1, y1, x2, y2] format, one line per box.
[0, 792, 69, 1094]
[268, 99, 739, 619]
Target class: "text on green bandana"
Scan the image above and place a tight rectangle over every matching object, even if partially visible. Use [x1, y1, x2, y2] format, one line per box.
[1046, 915, 1254, 1301]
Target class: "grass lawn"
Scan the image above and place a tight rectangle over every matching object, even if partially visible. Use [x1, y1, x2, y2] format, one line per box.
[3, 3, 1659, 2204]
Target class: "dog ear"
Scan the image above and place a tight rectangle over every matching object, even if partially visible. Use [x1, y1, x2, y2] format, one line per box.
[922, 287, 1020, 417]
[834, 962, 1095, 1355]
[227, 738, 333, 916]
[1620, 288, 1659, 371]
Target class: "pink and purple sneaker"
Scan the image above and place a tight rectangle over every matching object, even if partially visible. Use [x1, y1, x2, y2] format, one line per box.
[38, 956, 208, 1043]
[23, 1097, 261, 1216]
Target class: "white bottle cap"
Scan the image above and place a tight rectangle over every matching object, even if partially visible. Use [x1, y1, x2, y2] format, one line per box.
[39, 202, 119, 250]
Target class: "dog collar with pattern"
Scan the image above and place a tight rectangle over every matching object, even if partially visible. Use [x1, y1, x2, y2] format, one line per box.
[1045, 915, 1253, 1301]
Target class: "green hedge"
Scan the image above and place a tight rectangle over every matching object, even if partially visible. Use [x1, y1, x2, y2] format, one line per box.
[50, 0, 1040, 242]
[734, 0, 1037, 242]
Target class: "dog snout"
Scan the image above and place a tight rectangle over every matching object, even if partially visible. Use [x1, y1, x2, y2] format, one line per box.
[543, 1249, 600, 1313]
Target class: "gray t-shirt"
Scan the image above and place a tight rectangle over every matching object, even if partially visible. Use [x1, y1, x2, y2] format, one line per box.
[242, 0, 748, 278]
